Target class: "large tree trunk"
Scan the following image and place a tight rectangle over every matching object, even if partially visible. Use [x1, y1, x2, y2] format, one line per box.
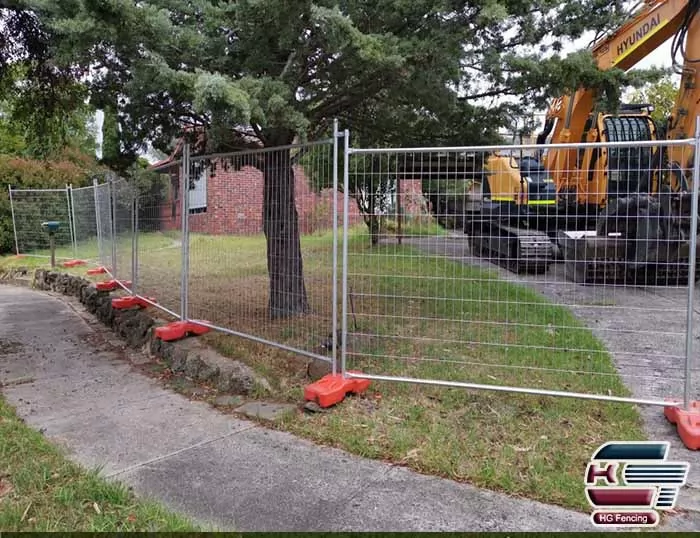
[262, 146, 309, 319]
[368, 214, 380, 245]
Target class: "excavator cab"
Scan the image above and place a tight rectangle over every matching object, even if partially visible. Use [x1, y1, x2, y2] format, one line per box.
[574, 107, 658, 207]
[481, 137, 556, 211]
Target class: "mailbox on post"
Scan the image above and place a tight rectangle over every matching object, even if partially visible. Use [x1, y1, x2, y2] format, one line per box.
[41, 220, 61, 268]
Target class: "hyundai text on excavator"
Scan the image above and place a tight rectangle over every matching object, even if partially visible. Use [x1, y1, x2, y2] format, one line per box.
[463, 0, 700, 285]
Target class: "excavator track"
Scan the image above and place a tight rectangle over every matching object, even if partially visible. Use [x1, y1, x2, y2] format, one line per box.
[560, 231, 699, 285]
[467, 220, 555, 274]
[559, 193, 700, 286]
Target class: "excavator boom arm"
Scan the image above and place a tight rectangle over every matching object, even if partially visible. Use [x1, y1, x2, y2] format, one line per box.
[542, 0, 694, 195]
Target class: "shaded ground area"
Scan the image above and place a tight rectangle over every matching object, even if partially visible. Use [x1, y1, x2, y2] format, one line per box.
[408, 233, 700, 513]
[0, 285, 603, 532]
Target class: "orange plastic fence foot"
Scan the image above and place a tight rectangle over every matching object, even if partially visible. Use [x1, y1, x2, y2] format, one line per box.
[303, 372, 371, 408]
[62, 259, 87, 268]
[87, 266, 108, 275]
[111, 296, 157, 309]
[664, 399, 683, 423]
[664, 400, 700, 450]
[95, 279, 132, 292]
[154, 320, 211, 342]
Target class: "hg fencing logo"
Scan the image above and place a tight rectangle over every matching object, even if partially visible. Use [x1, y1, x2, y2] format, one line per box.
[585, 441, 690, 527]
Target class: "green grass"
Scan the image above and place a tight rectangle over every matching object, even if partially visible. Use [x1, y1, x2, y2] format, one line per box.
[277, 239, 646, 511]
[0, 395, 200, 531]
[381, 215, 448, 237]
[0, 223, 647, 512]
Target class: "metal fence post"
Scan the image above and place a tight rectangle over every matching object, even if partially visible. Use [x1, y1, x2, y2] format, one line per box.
[684, 116, 700, 410]
[180, 142, 191, 321]
[69, 183, 78, 258]
[332, 119, 339, 375]
[109, 175, 118, 279]
[131, 192, 139, 295]
[93, 178, 103, 266]
[8, 186, 19, 256]
[341, 129, 350, 377]
[66, 184, 77, 258]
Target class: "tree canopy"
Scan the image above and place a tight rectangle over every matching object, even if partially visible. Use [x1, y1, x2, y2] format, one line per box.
[630, 75, 679, 126]
[2, 0, 662, 155]
[1, 0, 667, 316]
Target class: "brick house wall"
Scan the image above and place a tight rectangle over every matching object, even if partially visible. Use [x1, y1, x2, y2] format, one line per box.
[397, 179, 429, 218]
[157, 160, 366, 235]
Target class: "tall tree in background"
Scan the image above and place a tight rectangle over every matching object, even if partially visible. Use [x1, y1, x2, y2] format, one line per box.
[630, 75, 678, 126]
[4, 0, 661, 317]
[0, 5, 96, 159]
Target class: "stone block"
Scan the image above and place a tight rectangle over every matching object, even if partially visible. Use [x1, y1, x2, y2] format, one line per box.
[184, 354, 207, 379]
[234, 401, 297, 421]
[170, 347, 188, 372]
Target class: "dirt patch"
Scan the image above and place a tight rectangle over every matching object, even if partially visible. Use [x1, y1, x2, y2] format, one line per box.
[0, 475, 14, 499]
[0, 339, 23, 355]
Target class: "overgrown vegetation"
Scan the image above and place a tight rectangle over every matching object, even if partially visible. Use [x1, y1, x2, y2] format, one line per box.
[0, 395, 200, 531]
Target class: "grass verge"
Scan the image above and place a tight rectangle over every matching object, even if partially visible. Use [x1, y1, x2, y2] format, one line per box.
[277, 239, 646, 511]
[0, 395, 200, 531]
[1, 224, 647, 513]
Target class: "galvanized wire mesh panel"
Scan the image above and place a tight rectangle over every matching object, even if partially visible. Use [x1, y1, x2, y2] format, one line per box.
[94, 181, 113, 271]
[70, 185, 100, 263]
[186, 140, 340, 362]
[135, 170, 182, 319]
[343, 138, 700, 406]
[9, 187, 74, 258]
[111, 178, 136, 285]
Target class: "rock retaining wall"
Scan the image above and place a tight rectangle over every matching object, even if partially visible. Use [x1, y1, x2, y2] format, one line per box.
[31, 269, 269, 396]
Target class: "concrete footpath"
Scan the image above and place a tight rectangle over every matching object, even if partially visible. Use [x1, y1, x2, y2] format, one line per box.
[0, 286, 691, 531]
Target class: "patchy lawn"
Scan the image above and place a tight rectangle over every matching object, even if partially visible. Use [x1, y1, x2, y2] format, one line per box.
[0, 395, 200, 531]
[0, 221, 647, 512]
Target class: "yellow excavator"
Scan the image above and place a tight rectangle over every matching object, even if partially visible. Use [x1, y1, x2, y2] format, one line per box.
[464, 0, 700, 284]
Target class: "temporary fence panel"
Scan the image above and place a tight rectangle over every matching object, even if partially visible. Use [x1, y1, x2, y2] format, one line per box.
[94, 180, 114, 271]
[9, 187, 74, 259]
[9, 123, 699, 414]
[134, 164, 183, 319]
[342, 136, 700, 407]
[110, 177, 136, 288]
[185, 137, 341, 363]
[70, 184, 101, 263]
